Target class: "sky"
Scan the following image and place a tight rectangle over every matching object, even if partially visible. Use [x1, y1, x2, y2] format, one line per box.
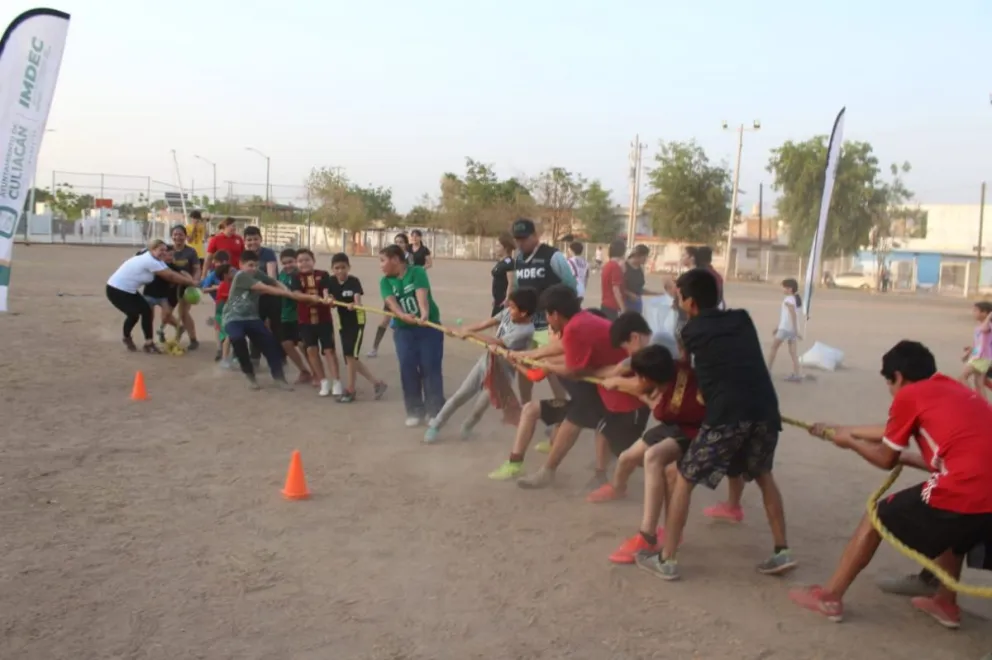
[5, 0, 992, 212]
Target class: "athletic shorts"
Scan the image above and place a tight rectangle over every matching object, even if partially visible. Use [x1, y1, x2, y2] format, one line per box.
[215, 302, 227, 341]
[562, 381, 607, 429]
[643, 422, 694, 454]
[166, 286, 179, 308]
[281, 321, 299, 343]
[677, 421, 778, 489]
[539, 398, 569, 426]
[300, 323, 335, 351]
[599, 406, 651, 457]
[877, 483, 992, 561]
[968, 358, 991, 375]
[339, 324, 365, 358]
[143, 295, 169, 308]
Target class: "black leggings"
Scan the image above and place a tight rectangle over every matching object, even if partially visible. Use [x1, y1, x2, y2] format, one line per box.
[106, 285, 153, 341]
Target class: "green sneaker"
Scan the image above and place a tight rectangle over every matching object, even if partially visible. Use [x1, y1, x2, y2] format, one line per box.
[488, 461, 523, 481]
[534, 440, 552, 454]
[635, 552, 680, 581]
[757, 550, 798, 575]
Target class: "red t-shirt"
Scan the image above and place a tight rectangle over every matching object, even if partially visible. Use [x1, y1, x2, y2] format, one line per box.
[653, 363, 706, 440]
[292, 270, 333, 325]
[216, 279, 232, 303]
[207, 233, 245, 268]
[882, 374, 992, 514]
[600, 260, 625, 310]
[562, 310, 641, 413]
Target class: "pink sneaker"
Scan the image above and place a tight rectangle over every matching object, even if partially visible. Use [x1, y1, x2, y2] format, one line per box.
[703, 502, 744, 523]
[911, 595, 961, 629]
[789, 585, 844, 622]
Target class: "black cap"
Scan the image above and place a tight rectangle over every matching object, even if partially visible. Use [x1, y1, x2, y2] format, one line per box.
[511, 218, 536, 239]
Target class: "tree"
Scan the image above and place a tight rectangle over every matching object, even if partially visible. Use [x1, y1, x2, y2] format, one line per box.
[643, 140, 732, 243]
[868, 162, 922, 274]
[530, 167, 584, 241]
[306, 167, 369, 249]
[349, 184, 395, 222]
[436, 158, 535, 236]
[49, 184, 85, 220]
[575, 180, 620, 243]
[766, 138, 894, 259]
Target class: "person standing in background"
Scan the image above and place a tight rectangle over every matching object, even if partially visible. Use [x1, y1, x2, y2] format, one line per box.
[594, 245, 604, 272]
[408, 229, 433, 268]
[622, 244, 660, 315]
[600, 239, 627, 320]
[204, 218, 245, 271]
[490, 232, 516, 317]
[567, 242, 590, 305]
[186, 210, 208, 260]
[683, 246, 724, 309]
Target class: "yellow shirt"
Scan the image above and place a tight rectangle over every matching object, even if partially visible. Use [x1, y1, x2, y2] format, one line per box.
[187, 222, 207, 258]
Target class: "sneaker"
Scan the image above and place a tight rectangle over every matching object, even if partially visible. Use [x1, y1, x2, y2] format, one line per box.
[319, 379, 332, 397]
[459, 421, 476, 441]
[187, 339, 200, 351]
[757, 550, 798, 575]
[517, 467, 554, 489]
[784, 374, 803, 383]
[156, 327, 166, 343]
[367, 348, 378, 358]
[424, 426, 440, 444]
[245, 376, 261, 391]
[635, 553, 680, 581]
[220, 358, 232, 370]
[789, 585, 844, 623]
[332, 380, 344, 397]
[609, 534, 659, 564]
[911, 595, 961, 629]
[405, 417, 422, 428]
[295, 371, 312, 385]
[338, 390, 356, 403]
[584, 471, 609, 492]
[534, 440, 552, 454]
[123, 337, 138, 352]
[703, 502, 744, 523]
[877, 572, 939, 597]
[274, 378, 294, 392]
[587, 483, 625, 503]
[488, 461, 524, 481]
[373, 382, 388, 400]
[142, 343, 162, 355]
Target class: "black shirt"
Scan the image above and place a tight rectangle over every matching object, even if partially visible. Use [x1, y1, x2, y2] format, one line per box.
[144, 264, 180, 299]
[327, 275, 365, 328]
[680, 308, 781, 429]
[408, 244, 431, 267]
[623, 262, 645, 297]
[491, 256, 514, 303]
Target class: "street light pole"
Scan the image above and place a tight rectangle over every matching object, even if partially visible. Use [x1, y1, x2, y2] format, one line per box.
[245, 147, 271, 204]
[722, 120, 761, 278]
[194, 155, 217, 204]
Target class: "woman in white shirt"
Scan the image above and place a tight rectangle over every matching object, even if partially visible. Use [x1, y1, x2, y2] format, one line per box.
[106, 239, 195, 353]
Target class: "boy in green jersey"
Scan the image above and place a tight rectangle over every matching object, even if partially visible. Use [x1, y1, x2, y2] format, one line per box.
[277, 248, 312, 384]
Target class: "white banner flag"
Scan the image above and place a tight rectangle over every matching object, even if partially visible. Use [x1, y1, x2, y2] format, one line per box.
[0, 8, 70, 312]
[803, 107, 845, 321]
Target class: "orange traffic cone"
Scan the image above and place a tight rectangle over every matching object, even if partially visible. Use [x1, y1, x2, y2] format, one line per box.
[281, 450, 310, 500]
[130, 371, 148, 401]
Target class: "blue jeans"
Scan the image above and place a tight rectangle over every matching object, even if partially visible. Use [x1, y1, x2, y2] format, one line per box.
[226, 318, 285, 380]
[393, 326, 445, 418]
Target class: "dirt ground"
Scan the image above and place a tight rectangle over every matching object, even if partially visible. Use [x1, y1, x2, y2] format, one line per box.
[1, 245, 990, 660]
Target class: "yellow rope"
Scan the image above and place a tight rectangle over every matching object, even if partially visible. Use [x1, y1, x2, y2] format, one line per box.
[330, 300, 992, 596]
[781, 416, 992, 598]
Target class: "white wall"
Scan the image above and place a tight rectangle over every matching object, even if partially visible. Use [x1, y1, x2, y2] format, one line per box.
[901, 203, 992, 256]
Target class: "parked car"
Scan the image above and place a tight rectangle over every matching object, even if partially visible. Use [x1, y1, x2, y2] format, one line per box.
[831, 271, 874, 290]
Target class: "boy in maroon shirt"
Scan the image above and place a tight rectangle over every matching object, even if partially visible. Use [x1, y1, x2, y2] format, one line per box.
[290, 249, 342, 398]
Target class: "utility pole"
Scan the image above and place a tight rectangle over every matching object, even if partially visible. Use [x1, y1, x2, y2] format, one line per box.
[757, 182, 764, 277]
[194, 155, 218, 205]
[626, 136, 646, 254]
[979, 182, 987, 294]
[722, 120, 761, 278]
[246, 147, 271, 205]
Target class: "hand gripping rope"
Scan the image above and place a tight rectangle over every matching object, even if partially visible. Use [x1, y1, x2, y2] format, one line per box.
[330, 299, 992, 597]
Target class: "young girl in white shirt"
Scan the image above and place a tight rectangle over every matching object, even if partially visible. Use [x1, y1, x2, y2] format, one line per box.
[767, 278, 803, 382]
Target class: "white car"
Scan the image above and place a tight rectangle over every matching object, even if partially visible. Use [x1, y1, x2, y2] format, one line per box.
[831, 271, 874, 290]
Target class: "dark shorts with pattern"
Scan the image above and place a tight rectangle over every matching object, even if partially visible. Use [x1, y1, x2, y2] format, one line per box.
[677, 421, 777, 489]
[643, 422, 693, 454]
[877, 483, 992, 562]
